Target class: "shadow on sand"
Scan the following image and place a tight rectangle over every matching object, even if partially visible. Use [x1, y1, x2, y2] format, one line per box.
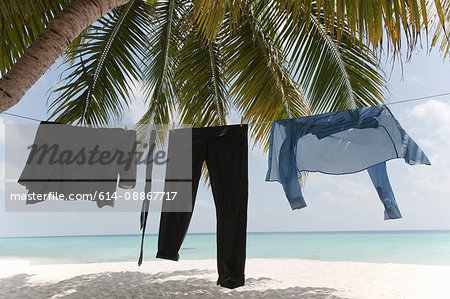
[0, 269, 346, 298]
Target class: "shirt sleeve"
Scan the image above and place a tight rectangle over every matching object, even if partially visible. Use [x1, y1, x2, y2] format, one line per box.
[266, 121, 307, 210]
[367, 162, 402, 220]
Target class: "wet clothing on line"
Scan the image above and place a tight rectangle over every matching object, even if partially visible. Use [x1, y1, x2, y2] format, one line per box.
[265, 105, 431, 219]
[156, 124, 248, 289]
[18, 121, 137, 208]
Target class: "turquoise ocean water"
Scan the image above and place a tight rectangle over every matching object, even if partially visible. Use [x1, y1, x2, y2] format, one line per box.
[1, 230, 449, 265]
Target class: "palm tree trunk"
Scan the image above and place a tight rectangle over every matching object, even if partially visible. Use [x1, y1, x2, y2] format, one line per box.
[0, 0, 130, 113]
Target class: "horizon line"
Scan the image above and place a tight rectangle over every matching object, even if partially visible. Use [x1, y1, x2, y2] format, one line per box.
[1, 228, 450, 239]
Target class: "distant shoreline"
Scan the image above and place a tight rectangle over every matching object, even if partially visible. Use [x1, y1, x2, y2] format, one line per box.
[1, 230, 450, 267]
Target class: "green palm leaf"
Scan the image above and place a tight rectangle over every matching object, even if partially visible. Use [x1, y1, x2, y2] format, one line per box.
[223, 6, 311, 151]
[48, 0, 153, 125]
[275, 2, 386, 114]
[136, 0, 188, 147]
[175, 26, 228, 127]
[174, 20, 230, 184]
[193, 0, 446, 55]
[192, 0, 227, 42]
[138, 0, 187, 127]
[273, 0, 443, 54]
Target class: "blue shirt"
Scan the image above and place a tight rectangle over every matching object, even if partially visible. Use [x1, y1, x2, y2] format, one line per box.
[265, 105, 431, 219]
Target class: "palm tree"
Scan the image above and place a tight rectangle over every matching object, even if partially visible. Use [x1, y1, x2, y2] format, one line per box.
[0, 0, 449, 148]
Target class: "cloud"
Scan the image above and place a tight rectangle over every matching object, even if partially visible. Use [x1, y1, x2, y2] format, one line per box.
[407, 100, 450, 163]
[409, 100, 450, 136]
[401, 100, 450, 204]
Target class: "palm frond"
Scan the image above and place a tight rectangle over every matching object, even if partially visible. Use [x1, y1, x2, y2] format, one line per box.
[192, 0, 226, 41]
[138, 0, 188, 127]
[175, 26, 228, 127]
[193, 0, 446, 55]
[274, 1, 387, 114]
[48, 0, 153, 126]
[223, 7, 311, 151]
[0, 0, 69, 76]
[430, 0, 450, 59]
[192, 0, 244, 43]
[273, 0, 446, 55]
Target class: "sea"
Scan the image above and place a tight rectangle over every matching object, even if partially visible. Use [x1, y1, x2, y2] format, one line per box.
[1, 230, 449, 265]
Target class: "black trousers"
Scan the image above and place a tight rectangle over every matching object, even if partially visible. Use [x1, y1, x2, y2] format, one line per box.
[157, 124, 248, 289]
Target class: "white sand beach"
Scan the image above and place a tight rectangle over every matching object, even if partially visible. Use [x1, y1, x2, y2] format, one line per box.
[0, 258, 449, 298]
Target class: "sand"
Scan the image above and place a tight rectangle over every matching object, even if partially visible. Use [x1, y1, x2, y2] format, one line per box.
[0, 258, 449, 298]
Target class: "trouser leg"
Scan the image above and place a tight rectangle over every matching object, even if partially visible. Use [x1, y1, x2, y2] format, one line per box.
[157, 129, 204, 260]
[205, 125, 248, 288]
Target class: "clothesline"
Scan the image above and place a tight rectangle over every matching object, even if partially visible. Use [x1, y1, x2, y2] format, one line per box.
[1, 112, 41, 122]
[2, 91, 450, 124]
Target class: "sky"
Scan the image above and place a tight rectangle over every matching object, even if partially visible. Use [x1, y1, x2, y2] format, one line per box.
[0, 46, 450, 237]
